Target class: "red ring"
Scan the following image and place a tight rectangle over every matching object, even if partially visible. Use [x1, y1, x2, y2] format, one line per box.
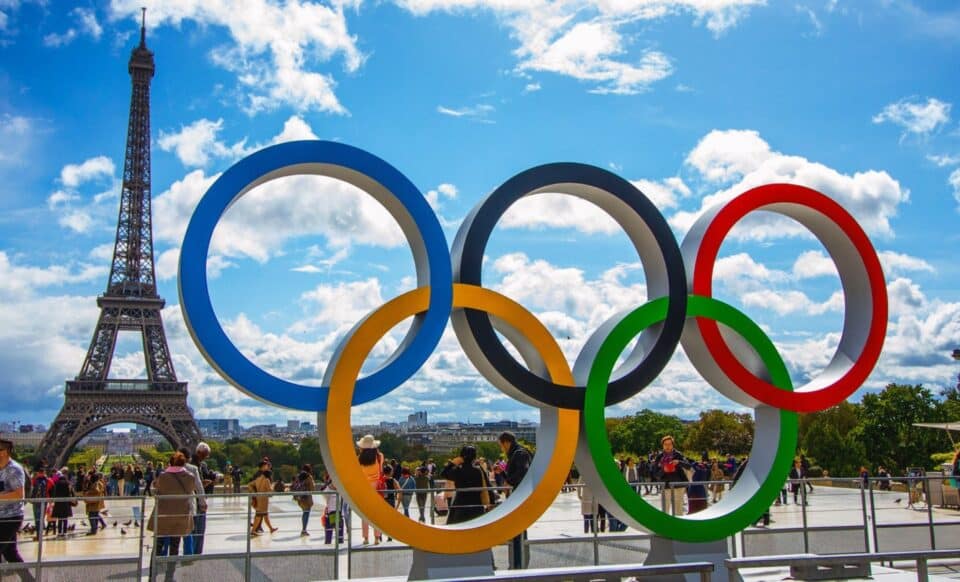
[692, 183, 887, 413]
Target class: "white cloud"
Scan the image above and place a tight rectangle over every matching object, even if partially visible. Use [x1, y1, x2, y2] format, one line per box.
[522, 82, 541, 94]
[396, 0, 763, 95]
[740, 288, 843, 316]
[951, 168, 960, 210]
[158, 118, 249, 167]
[926, 154, 960, 168]
[60, 156, 115, 188]
[675, 129, 908, 240]
[501, 176, 688, 234]
[873, 97, 951, 138]
[437, 104, 495, 123]
[425, 182, 458, 209]
[43, 8, 103, 47]
[792, 249, 837, 279]
[0, 251, 106, 299]
[109, 0, 364, 114]
[0, 114, 35, 165]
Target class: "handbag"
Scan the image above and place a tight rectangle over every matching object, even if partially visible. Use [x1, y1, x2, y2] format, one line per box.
[479, 470, 492, 511]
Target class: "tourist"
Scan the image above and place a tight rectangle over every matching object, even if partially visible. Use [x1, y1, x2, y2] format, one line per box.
[652, 435, 690, 516]
[178, 447, 206, 555]
[0, 438, 33, 579]
[82, 473, 106, 535]
[440, 446, 488, 524]
[687, 453, 710, 514]
[132, 465, 143, 496]
[293, 464, 316, 537]
[789, 459, 806, 504]
[320, 479, 344, 544]
[108, 463, 120, 497]
[859, 466, 870, 490]
[144, 462, 155, 496]
[638, 458, 652, 494]
[149, 452, 197, 581]
[499, 431, 531, 568]
[623, 458, 640, 494]
[50, 468, 75, 538]
[190, 442, 216, 555]
[414, 466, 430, 522]
[231, 465, 243, 494]
[398, 467, 415, 518]
[800, 454, 813, 492]
[28, 465, 51, 538]
[710, 459, 725, 503]
[577, 476, 598, 533]
[123, 464, 135, 496]
[248, 468, 278, 536]
[380, 465, 400, 540]
[356, 434, 384, 545]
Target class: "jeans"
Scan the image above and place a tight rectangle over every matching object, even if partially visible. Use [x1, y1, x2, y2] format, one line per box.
[155, 536, 182, 582]
[56, 518, 68, 535]
[323, 511, 344, 544]
[301, 510, 310, 532]
[582, 514, 594, 533]
[186, 513, 206, 555]
[401, 498, 411, 518]
[0, 514, 34, 581]
[88, 511, 100, 534]
[31, 504, 43, 533]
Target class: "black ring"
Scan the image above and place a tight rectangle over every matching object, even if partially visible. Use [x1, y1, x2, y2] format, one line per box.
[451, 163, 688, 409]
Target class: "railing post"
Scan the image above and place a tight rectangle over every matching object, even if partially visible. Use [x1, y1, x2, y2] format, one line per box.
[245, 492, 253, 582]
[925, 477, 936, 550]
[916, 556, 928, 581]
[332, 491, 339, 581]
[136, 495, 146, 579]
[868, 480, 878, 553]
[592, 494, 599, 566]
[859, 479, 870, 554]
[150, 493, 159, 582]
[36, 500, 44, 582]
[800, 479, 809, 553]
[346, 501, 352, 579]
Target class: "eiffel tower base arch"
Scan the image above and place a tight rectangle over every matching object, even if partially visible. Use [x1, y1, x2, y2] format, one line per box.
[37, 388, 202, 469]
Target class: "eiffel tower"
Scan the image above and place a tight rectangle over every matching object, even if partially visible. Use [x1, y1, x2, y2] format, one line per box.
[38, 11, 201, 468]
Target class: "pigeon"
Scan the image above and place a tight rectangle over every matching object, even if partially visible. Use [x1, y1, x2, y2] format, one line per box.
[894, 499, 901, 504]
[67, 524, 76, 532]
[81, 520, 88, 527]
[121, 528, 128, 535]
[112, 521, 118, 527]
[123, 520, 131, 526]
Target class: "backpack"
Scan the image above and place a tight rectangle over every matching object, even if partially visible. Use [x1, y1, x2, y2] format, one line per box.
[30, 476, 48, 501]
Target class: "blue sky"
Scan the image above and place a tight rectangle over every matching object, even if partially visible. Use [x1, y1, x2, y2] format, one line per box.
[0, 0, 958, 428]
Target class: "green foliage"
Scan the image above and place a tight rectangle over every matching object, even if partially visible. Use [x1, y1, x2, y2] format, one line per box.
[858, 383, 949, 474]
[607, 409, 687, 457]
[799, 401, 866, 477]
[67, 447, 101, 470]
[682, 410, 754, 455]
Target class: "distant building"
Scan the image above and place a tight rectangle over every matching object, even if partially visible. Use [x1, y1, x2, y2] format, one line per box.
[407, 411, 428, 427]
[197, 418, 241, 437]
[300, 421, 316, 433]
[247, 424, 278, 436]
[0, 431, 46, 449]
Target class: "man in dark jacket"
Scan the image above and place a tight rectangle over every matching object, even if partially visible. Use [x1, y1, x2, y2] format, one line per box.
[499, 431, 531, 568]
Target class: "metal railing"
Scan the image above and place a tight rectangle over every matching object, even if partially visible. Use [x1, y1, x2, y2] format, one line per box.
[725, 548, 960, 581]
[0, 474, 957, 581]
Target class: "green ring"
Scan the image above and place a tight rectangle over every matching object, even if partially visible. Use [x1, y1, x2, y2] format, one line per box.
[583, 294, 798, 542]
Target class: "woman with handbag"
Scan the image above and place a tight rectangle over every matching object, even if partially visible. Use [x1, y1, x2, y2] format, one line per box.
[440, 445, 488, 524]
[148, 452, 197, 562]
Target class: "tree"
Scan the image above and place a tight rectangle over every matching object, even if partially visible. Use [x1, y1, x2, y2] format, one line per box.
[859, 383, 950, 474]
[800, 401, 865, 477]
[682, 410, 754, 455]
[607, 409, 686, 457]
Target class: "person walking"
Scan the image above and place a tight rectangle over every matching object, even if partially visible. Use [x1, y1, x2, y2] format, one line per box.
[179, 446, 207, 555]
[82, 473, 106, 535]
[28, 465, 50, 539]
[356, 435, 385, 545]
[190, 442, 215, 555]
[320, 479, 344, 545]
[789, 459, 806, 505]
[800, 454, 813, 493]
[231, 465, 242, 494]
[248, 468, 278, 536]
[414, 466, 430, 522]
[0, 438, 35, 581]
[50, 468, 75, 538]
[687, 454, 710, 514]
[123, 465, 135, 496]
[710, 459, 725, 503]
[652, 435, 690, 516]
[144, 462, 155, 496]
[149, 452, 197, 582]
[577, 477, 598, 533]
[623, 458, 640, 494]
[132, 465, 143, 496]
[293, 464, 316, 537]
[499, 431, 532, 568]
[441, 446, 489, 524]
[398, 467, 415, 518]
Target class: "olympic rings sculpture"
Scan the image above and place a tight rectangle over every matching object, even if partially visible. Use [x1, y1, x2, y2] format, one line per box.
[179, 140, 887, 552]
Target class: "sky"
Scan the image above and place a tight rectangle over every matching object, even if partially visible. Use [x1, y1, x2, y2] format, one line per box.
[0, 0, 958, 430]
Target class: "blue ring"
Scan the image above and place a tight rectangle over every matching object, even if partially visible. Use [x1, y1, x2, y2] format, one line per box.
[178, 140, 452, 410]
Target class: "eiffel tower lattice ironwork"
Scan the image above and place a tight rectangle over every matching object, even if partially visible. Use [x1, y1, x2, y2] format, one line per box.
[38, 11, 201, 468]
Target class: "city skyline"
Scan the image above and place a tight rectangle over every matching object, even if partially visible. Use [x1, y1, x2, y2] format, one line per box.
[0, 2, 958, 429]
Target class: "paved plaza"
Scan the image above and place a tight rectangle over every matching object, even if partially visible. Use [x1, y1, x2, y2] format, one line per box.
[7, 484, 959, 580]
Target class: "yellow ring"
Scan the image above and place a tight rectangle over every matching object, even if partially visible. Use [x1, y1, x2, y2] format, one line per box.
[320, 284, 579, 553]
